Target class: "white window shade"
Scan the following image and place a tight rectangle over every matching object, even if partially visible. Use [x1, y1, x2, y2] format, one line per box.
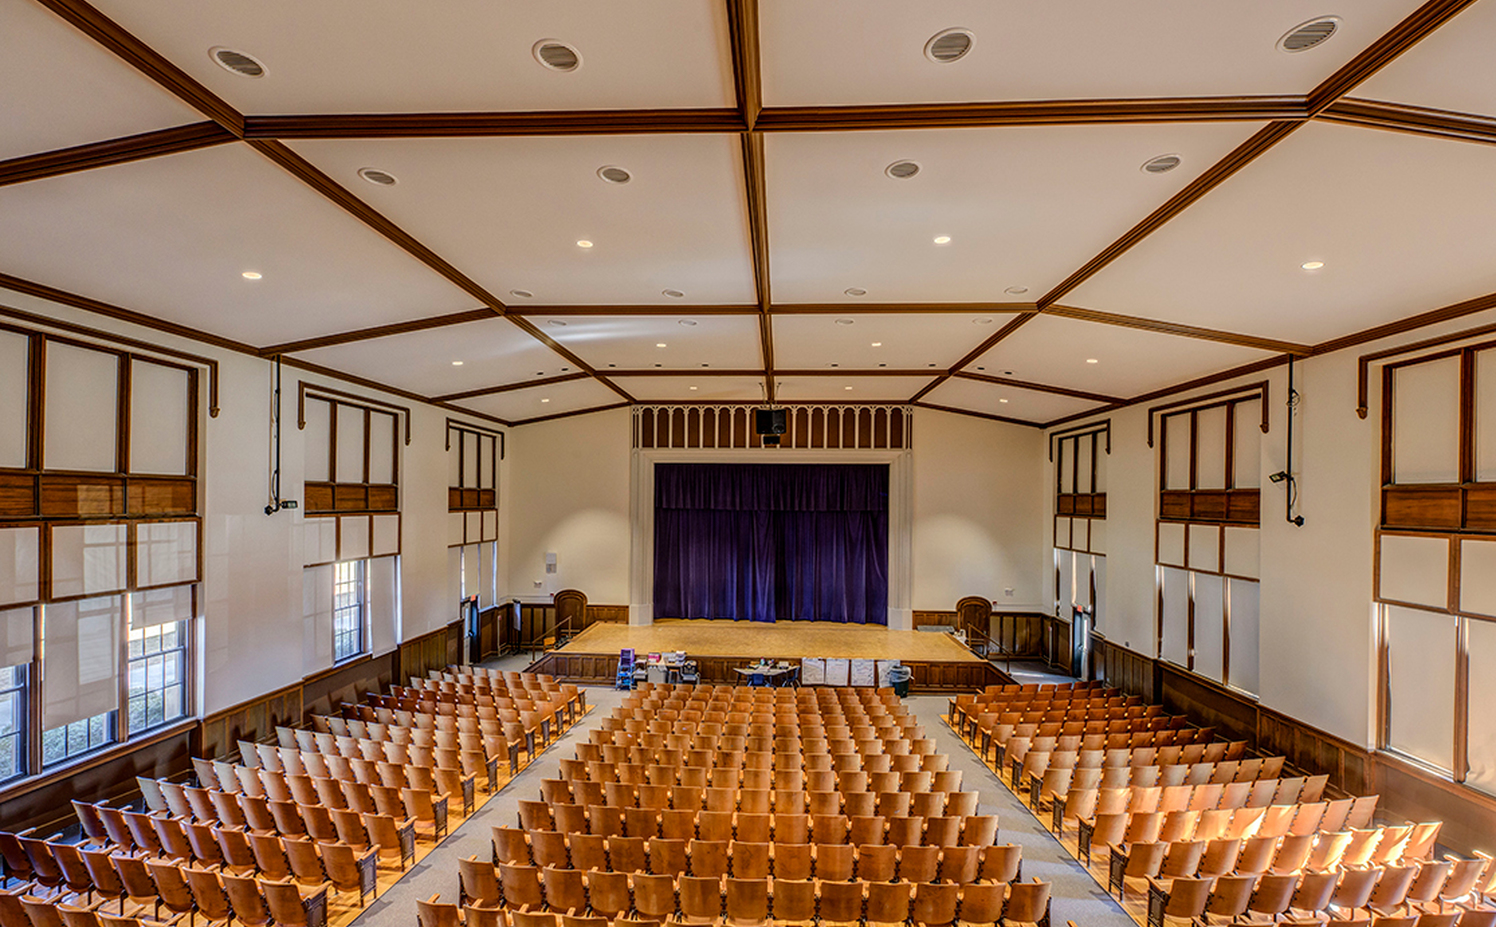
[448, 512, 466, 547]
[368, 557, 397, 655]
[1464, 618, 1496, 796]
[1195, 406, 1228, 491]
[42, 595, 121, 729]
[479, 542, 495, 608]
[1224, 527, 1260, 579]
[447, 546, 463, 609]
[303, 566, 333, 668]
[368, 412, 395, 484]
[1075, 554, 1093, 609]
[129, 360, 190, 476]
[1476, 350, 1496, 482]
[44, 342, 118, 473]
[51, 523, 127, 599]
[335, 405, 366, 484]
[1076, 437, 1093, 494]
[303, 517, 336, 567]
[1228, 579, 1260, 695]
[1392, 358, 1460, 484]
[1385, 605, 1456, 772]
[1379, 534, 1449, 609]
[1157, 522, 1186, 567]
[462, 544, 480, 600]
[0, 330, 29, 469]
[339, 516, 369, 561]
[1188, 524, 1220, 572]
[136, 521, 197, 587]
[482, 511, 498, 543]
[0, 526, 40, 607]
[129, 585, 192, 629]
[303, 399, 331, 483]
[1233, 400, 1262, 489]
[0, 607, 34, 667]
[1193, 572, 1225, 683]
[372, 515, 400, 557]
[1163, 414, 1192, 490]
[1461, 540, 1496, 618]
[1160, 567, 1189, 666]
[1089, 520, 1107, 555]
[1091, 556, 1107, 630]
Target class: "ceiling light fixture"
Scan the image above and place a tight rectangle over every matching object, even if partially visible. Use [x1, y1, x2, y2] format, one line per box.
[925, 28, 975, 63]
[845, 287, 867, 297]
[844, 386, 854, 391]
[241, 271, 262, 280]
[510, 289, 534, 299]
[451, 361, 464, 366]
[999, 399, 1009, 404]
[1301, 260, 1325, 270]
[576, 240, 593, 249]
[871, 342, 882, 347]
[689, 386, 698, 391]
[656, 343, 667, 348]
[1086, 358, 1099, 364]
[933, 235, 951, 245]
[1141, 154, 1182, 174]
[597, 166, 631, 184]
[210, 47, 267, 78]
[885, 160, 921, 180]
[541, 398, 551, 403]
[357, 167, 398, 186]
[533, 40, 582, 71]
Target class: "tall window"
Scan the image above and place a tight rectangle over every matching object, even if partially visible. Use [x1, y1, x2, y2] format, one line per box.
[0, 666, 26, 781]
[1377, 345, 1496, 793]
[448, 423, 501, 615]
[333, 560, 366, 663]
[1154, 391, 1263, 695]
[127, 619, 188, 733]
[1053, 424, 1108, 632]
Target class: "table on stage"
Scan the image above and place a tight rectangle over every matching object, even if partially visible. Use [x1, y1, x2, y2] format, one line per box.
[734, 662, 799, 687]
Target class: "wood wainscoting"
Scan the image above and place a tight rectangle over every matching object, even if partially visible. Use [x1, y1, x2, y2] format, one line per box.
[515, 599, 629, 652]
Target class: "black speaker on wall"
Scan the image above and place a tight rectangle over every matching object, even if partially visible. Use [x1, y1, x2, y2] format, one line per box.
[754, 408, 787, 435]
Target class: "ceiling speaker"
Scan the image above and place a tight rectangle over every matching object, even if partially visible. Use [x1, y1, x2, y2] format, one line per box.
[755, 408, 787, 436]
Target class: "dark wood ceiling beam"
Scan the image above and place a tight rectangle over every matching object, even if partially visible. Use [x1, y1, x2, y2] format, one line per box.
[504, 314, 634, 402]
[508, 304, 758, 316]
[258, 308, 498, 356]
[33, 0, 245, 136]
[912, 401, 1045, 429]
[1041, 354, 1290, 430]
[1043, 304, 1313, 355]
[952, 371, 1124, 404]
[1305, 0, 1481, 116]
[772, 302, 1035, 315]
[758, 96, 1308, 131]
[911, 312, 1040, 402]
[246, 139, 510, 315]
[433, 372, 594, 402]
[0, 122, 235, 188]
[507, 401, 632, 428]
[243, 109, 745, 139]
[728, 0, 762, 131]
[1319, 98, 1496, 146]
[1312, 290, 1496, 357]
[742, 130, 774, 399]
[282, 356, 512, 427]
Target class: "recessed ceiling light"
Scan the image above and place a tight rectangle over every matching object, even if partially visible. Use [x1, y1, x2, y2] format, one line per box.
[1086, 358, 1099, 364]
[878, 363, 887, 368]
[663, 289, 685, 299]
[1003, 286, 1029, 296]
[210, 47, 266, 78]
[835, 318, 855, 326]
[536, 372, 545, 376]
[925, 28, 974, 63]
[828, 363, 840, 368]
[654, 363, 663, 368]
[976, 367, 985, 371]
[999, 399, 1009, 404]
[871, 342, 882, 347]
[844, 386, 854, 391]
[241, 271, 262, 280]
[1278, 17, 1340, 53]
[597, 166, 631, 184]
[533, 40, 581, 71]
[689, 386, 698, 391]
[1002, 370, 1014, 376]
[452, 360, 464, 366]
[357, 167, 398, 186]
[576, 240, 593, 249]
[548, 320, 567, 327]
[845, 287, 867, 297]
[678, 319, 697, 326]
[607, 364, 617, 368]
[510, 289, 534, 299]
[656, 343, 667, 348]
[561, 367, 570, 372]
[973, 317, 993, 325]
[933, 235, 952, 245]
[885, 160, 921, 180]
[1301, 260, 1325, 270]
[1141, 154, 1182, 175]
[541, 398, 551, 403]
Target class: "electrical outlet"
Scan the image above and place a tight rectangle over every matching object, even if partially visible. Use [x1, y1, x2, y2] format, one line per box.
[1004, 588, 1014, 597]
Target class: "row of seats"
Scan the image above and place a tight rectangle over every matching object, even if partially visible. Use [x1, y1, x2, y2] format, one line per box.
[1026, 759, 1301, 805]
[565, 749, 950, 779]
[541, 780, 972, 817]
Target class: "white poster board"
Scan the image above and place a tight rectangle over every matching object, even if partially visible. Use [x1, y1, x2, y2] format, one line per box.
[800, 658, 825, 686]
[849, 659, 876, 687]
[876, 660, 900, 687]
[824, 658, 850, 687]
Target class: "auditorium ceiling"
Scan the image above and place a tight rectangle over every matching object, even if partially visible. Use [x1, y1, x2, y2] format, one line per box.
[5, 0, 1496, 426]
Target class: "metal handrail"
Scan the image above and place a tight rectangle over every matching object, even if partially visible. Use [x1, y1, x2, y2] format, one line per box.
[962, 623, 1013, 676]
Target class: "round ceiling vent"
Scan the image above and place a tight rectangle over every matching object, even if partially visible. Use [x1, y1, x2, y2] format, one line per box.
[210, 47, 266, 78]
[677, 318, 697, 326]
[662, 289, 685, 299]
[1141, 154, 1182, 174]
[925, 28, 974, 64]
[547, 320, 567, 327]
[534, 40, 581, 71]
[835, 318, 855, 326]
[844, 287, 868, 297]
[885, 160, 921, 180]
[1003, 286, 1029, 296]
[598, 166, 631, 184]
[973, 317, 994, 325]
[1278, 17, 1340, 53]
[357, 167, 398, 186]
[509, 289, 534, 299]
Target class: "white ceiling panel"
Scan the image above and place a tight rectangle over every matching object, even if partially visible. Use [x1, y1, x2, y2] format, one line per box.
[455, 377, 621, 424]
[1069, 122, 1496, 343]
[773, 312, 1016, 371]
[87, 0, 733, 114]
[773, 376, 932, 402]
[922, 377, 1104, 424]
[0, 144, 474, 346]
[0, 1, 202, 161]
[766, 122, 1264, 304]
[613, 376, 768, 402]
[761, 1, 1418, 106]
[1356, 2, 1496, 118]
[290, 134, 756, 306]
[536, 314, 761, 371]
[971, 316, 1275, 399]
[291, 318, 574, 396]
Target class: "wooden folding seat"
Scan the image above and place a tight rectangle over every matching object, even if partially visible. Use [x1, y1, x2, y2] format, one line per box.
[659, 810, 696, 842]
[887, 817, 924, 848]
[1107, 840, 1167, 899]
[607, 835, 647, 874]
[1404, 823, 1443, 863]
[571, 834, 609, 873]
[737, 814, 772, 844]
[924, 817, 961, 848]
[1196, 837, 1241, 878]
[1235, 835, 1281, 875]
[773, 843, 813, 881]
[364, 813, 417, 870]
[776, 814, 810, 845]
[865, 880, 912, 927]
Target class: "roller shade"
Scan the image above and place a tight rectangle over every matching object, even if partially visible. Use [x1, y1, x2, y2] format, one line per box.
[0, 526, 39, 608]
[51, 523, 127, 599]
[0, 607, 34, 667]
[369, 556, 397, 655]
[303, 566, 333, 669]
[130, 585, 193, 630]
[42, 595, 121, 729]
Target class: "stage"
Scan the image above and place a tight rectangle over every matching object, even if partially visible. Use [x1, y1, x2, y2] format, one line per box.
[525, 618, 1010, 693]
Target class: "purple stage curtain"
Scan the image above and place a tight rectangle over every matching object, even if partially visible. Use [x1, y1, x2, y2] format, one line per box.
[653, 463, 888, 624]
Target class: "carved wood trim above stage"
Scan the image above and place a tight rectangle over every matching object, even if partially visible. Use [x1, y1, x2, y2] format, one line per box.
[633, 404, 912, 450]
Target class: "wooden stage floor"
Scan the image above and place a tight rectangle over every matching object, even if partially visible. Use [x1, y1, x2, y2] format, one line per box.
[557, 619, 983, 662]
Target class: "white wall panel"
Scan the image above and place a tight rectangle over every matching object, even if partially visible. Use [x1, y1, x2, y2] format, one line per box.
[129, 360, 190, 475]
[51, 523, 126, 598]
[1193, 572, 1225, 683]
[372, 514, 400, 557]
[463, 435, 479, 488]
[335, 405, 366, 484]
[0, 331, 29, 469]
[1465, 618, 1496, 795]
[1157, 522, 1186, 567]
[1385, 605, 1456, 772]
[1195, 406, 1228, 491]
[1076, 436, 1094, 494]
[1188, 524, 1220, 572]
[43, 342, 117, 472]
[447, 512, 465, 547]
[1223, 527, 1260, 579]
[1093, 438, 1107, 493]
[1228, 579, 1260, 695]
[1477, 349, 1496, 482]
[447, 430, 462, 486]
[1379, 533, 1449, 609]
[41, 595, 120, 729]
[465, 512, 480, 544]
[0, 526, 40, 607]
[480, 435, 495, 490]
[1058, 443, 1075, 494]
[1233, 400, 1262, 489]
[368, 411, 395, 484]
[1160, 567, 1189, 666]
[1163, 413, 1192, 490]
[303, 399, 331, 482]
[1461, 539, 1496, 617]
[136, 520, 197, 587]
[338, 515, 369, 561]
[302, 566, 333, 670]
[482, 511, 497, 543]
[1088, 519, 1106, 555]
[1392, 357, 1460, 484]
[1054, 517, 1071, 550]
[303, 517, 336, 566]
[368, 556, 397, 656]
